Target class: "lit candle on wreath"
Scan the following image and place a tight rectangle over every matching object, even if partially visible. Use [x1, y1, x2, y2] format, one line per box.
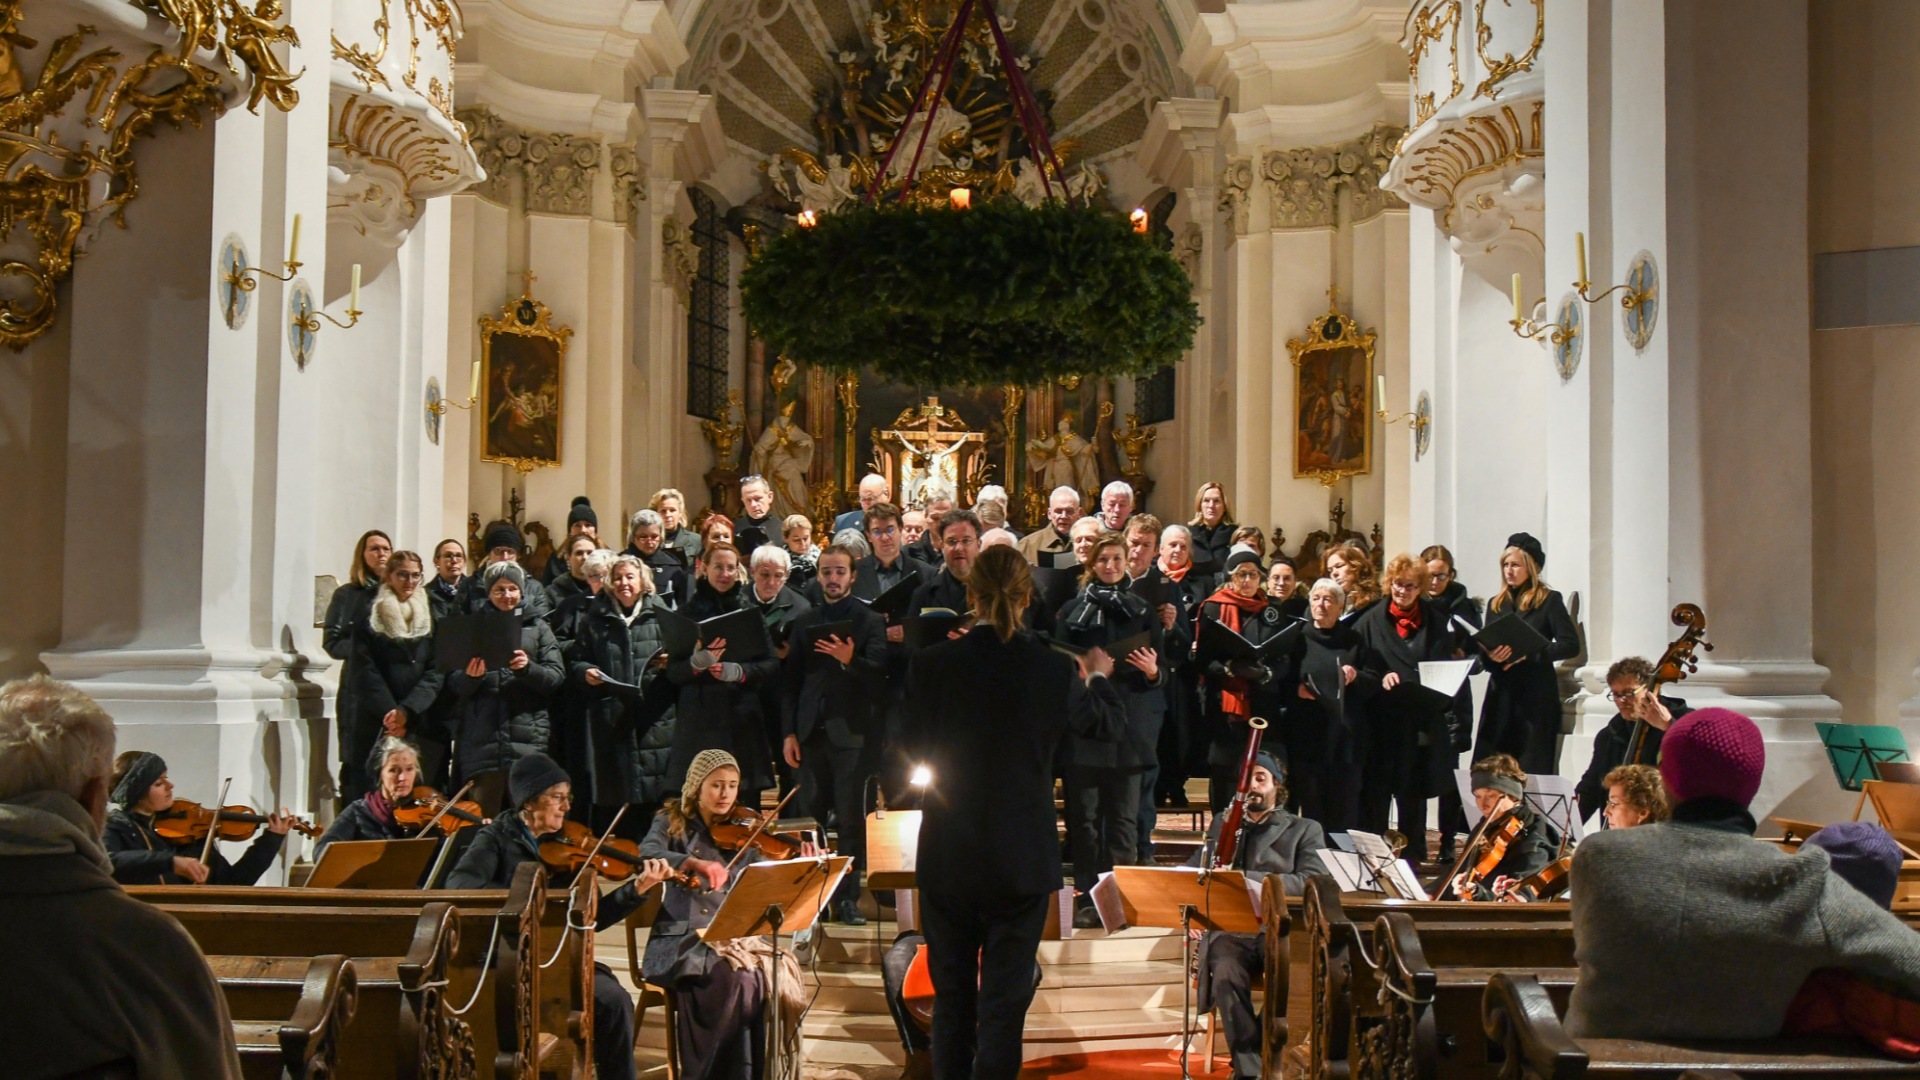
[950, 187, 971, 211]
[1130, 207, 1149, 234]
[797, 210, 818, 229]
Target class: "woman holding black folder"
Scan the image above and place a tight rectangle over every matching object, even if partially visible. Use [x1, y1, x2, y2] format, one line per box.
[444, 562, 566, 814]
[667, 542, 783, 794]
[1056, 535, 1166, 926]
[1354, 555, 1464, 860]
[1195, 547, 1293, 812]
[1472, 533, 1579, 774]
[570, 554, 673, 835]
[1287, 578, 1381, 833]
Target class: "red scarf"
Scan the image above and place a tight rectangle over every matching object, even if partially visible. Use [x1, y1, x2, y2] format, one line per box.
[1390, 600, 1423, 639]
[1162, 558, 1192, 583]
[1204, 586, 1267, 718]
[366, 788, 395, 826]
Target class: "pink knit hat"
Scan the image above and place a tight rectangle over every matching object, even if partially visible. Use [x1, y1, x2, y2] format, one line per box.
[1659, 707, 1766, 807]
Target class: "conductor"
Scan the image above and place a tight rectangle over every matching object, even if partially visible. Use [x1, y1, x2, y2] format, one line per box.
[904, 546, 1127, 1080]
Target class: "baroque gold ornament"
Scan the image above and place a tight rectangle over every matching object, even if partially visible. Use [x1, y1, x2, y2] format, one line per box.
[0, 0, 301, 350]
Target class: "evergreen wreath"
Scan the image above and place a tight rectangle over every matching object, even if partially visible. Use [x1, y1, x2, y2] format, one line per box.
[740, 198, 1201, 388]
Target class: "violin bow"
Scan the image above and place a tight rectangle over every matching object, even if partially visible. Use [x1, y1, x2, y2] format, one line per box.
[719, 787, 800, 877]
[580, 804, 629, 871]
[416, 780, 478, 836]
[198, 777, 233, 872]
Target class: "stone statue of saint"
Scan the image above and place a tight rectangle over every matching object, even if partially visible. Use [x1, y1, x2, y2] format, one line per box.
[1027, 415, 1100, 502]
[750, 400, 814, 519]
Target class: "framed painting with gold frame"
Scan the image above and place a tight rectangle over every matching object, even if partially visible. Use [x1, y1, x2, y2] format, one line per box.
[479, 287, 572, 473]
[1288, 300, 1377, 485]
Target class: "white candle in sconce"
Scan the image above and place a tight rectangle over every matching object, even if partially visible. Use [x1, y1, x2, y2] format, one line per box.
[288, 213, 302, 265]
[470, 359, 482, 400]
[1511, 273, 1524, 323]
[1575, 231, 1588, 286]
[1376, 374, 1387, 412]
[349, 264, 361, 312]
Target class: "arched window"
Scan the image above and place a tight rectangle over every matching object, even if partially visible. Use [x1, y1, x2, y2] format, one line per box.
[686, 188, 731, 420]
[1132, 192, 1179, 425]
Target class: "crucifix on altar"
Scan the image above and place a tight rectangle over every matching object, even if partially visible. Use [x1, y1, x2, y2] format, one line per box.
[873, 396, 992, 508]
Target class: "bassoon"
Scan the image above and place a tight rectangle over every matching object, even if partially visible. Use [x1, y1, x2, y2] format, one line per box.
[1208, 716, 1269, 871]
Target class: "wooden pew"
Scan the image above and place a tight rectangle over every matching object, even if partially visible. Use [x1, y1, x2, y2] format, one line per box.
[133, 861, 595, 1080]
[211, 952, 358, 1080]
[154, 899, 473, 1079]
[1482, 971, 1920, 1078]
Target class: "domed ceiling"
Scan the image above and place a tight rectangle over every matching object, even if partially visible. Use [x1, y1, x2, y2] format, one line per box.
[680, 0, 1185, 202]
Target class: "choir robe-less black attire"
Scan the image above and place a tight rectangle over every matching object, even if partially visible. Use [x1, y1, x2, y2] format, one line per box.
[1194, 592, 1295, 813]
[567, 593, 676, 828]
[1472, 589, 1580, 774]
[904, 628, 1126, 1080]
[639, 811, 777, 1080]
[1055, 584, 1166, 898]
[341, 591, 445, 797]
[781, 596, 887, 908]
[1285, 621, 1382, 835]
[1188, 522, 1238, 570]
[323, 577, 380, 798]
[1574, 697, 1688, 822]
[628, 544, 692, 610]
[1185, 808, 1329, 1080]
[744, 584, 813, 790]
[851, 552, 932, 799]
[443, 611, 566, 814]
[103, 808, 286, 886]
[443, 814, 642, 1080]
[667, 582, 783, 792]
[1354, 598, 1465, 861]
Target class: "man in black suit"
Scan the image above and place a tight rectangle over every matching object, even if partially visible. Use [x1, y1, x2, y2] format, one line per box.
[905, 508, 981, 617]
[855, 503, 934, 802]
[781, 543, 888, 924]
[902, 547, 1126, 1080]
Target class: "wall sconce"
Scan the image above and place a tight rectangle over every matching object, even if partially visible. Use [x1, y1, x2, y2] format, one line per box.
[289, 262, 363, 335]
[1509, 273, 1577, 348]
[427, 360, 482, 421]
[1375, 376, 1433, 460]
[228, 213, 305, 292]
[1574, 235, 1660, 351]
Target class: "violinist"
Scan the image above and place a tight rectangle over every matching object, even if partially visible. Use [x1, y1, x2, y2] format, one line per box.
[1183, 754, 1327, 1080]
[1447, 754, 1553, 901]
[444, 754, 675, 1080]
[315, 737, 428, 853]
[639, 749, 821, 1080]
[102, 752, 294, 886]
[1575, 656, 1692, 823]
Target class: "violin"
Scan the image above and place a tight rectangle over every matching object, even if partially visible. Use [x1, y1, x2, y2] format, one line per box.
[710, 812, 807, 860]
[1498, 854, 1572, 903]
[393, 786, 486, 836]
[153, 799, 320, 845]
[1434, 805, 1526, 901]
[537, 819, 701, 890]
[1622, 603, 1712, 765]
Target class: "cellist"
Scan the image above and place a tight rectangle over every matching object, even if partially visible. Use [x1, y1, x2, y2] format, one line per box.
[1447, 753, 1554, 901]
[1183, 751, 1328, 1080]
[1575, 657, 1692, 823]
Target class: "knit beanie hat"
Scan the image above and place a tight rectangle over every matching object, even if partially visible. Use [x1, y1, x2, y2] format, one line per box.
[482, 520, 524, 554]
[111, 751, 167, 808]
[1225, 544, 1263, 574]
[508, 753, 569, 809]
[568, 496, 597, 530]
[1659, 706, 1765, 807]
[1806, 821, 1903, 909]
[682, 748, 740, 803]
[1253, 750, 1285, 785]
[1506, 531, 1546, 571]
[483, 561, 527, 592]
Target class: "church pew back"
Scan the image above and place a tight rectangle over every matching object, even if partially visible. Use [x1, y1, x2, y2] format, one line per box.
[210, 953, 357, 1080]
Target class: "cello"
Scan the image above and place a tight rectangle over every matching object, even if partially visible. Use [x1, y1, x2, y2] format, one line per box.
[1621, 603, 1712, 765]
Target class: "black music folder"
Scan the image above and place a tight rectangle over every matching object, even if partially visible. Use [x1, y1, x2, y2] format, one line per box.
[1195, 612, 1303, 666]
[433, 609, 522, 672]
[904, 611, 969, 649]
[1129, 574, 1170, 609]
[1031, 565, 1082, 616]
[859, 576, 920, 622]
[658, 606, 774, 663]
[1471, 614, 1550, 662]
[1045, 629, 1152, 662]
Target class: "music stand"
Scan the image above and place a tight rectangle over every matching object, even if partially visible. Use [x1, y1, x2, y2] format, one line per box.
[1091, 866, 1260, 1080]
[700, 856, 852, 1079]
[1817, 722, 1912, 820]
[1454, 771, 1585, 843]
[304, 837, 441, 889]
[866, 809, 920, 930]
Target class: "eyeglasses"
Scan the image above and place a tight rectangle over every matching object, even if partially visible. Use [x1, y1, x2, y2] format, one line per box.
[1605, 685, 1647, 702]
[542, 790, 574, 805]
[869, 525, 899, 538]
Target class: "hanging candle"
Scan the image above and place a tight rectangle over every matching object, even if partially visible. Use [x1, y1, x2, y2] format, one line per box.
[950, 188, 972, 210]
[797, 210, 818, 229]
[1130, 208, 1149, 233]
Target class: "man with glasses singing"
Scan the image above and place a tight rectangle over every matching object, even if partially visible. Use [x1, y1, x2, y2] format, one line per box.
[1574, 656, 1691, 824]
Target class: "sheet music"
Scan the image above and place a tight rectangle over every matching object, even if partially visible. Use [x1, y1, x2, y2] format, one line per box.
[1315, 849, 1372, 893]
[1417, 659, 1474, 698]
[1090, 872, 1126, 932]
[1344, 830, 1432, 900]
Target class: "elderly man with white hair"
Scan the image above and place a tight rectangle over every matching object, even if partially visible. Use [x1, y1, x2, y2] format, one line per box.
[834, 473, 892, 533]
[1099, 480, 1135, 532]
[0, 675, 244, 1079]
[1018, 485, 1082, 565]
[972, 485, 1017, 537]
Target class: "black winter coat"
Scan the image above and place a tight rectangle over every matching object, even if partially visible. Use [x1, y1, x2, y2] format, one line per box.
[324, 579, 378, 663]
[666, 582, 783, 788]
[426, 575, 466, 621]
[1195, 596, 1299, 765]
[567, 593, 675, 808]
[339, 597, 444, 799]
[1473, 589, 1580, 773]
[1189, 522, 1238, 572]
[1284, 621, 1382, 766]
[103, 808, 285, 886]
[628, 546, 691, 610]
[1056, 587, 1165, 769]
[781, 599, 887, 747]
[1354, 598, 1468, 794]
[904, 628, 1126, 900]
[444, 611, 565, 779]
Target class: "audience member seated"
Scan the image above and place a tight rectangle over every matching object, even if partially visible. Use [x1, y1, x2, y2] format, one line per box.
[0, 675, 245, 1078]
[1567, 708, 1920, 1039]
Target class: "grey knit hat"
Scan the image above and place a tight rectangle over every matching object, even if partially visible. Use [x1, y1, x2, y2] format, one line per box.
[483, 561, 527, 593]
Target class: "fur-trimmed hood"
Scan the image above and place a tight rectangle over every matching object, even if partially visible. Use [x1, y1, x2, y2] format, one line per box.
[370, 583, 433, 640]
